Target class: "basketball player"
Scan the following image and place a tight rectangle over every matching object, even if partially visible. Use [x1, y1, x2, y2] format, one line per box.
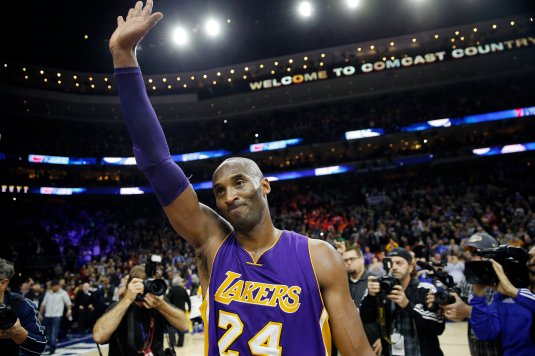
[109, 1, 374, 354]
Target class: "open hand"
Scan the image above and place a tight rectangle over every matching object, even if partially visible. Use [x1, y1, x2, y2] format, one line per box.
[109, 0, 163, 55]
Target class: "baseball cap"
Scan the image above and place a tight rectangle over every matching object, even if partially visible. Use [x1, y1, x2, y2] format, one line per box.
[387, 247, 413, 263]
[464, 232, 498, 250]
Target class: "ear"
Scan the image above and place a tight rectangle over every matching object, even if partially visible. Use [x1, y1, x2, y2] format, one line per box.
[261, 178, 271, 195]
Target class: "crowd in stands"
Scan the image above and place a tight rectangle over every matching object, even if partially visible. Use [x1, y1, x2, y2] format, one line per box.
[1, 158, 533, 341]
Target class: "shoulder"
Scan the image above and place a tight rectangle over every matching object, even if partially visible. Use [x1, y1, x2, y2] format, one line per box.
[309, 238, 338, 259]
[414, 280, 437, 294]
[5, 291, 24, 307]
[309, 239, 345, 286]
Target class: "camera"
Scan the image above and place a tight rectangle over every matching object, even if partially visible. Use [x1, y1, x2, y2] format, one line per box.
[434, 290, 456, 306]
[416, 260, 457, 309]
[0, 304, 17, 330]
[464, 245, 530, 288]
[375, 258, 401, 304]
[379, 275, 402, 294]
[136, 254, 167, 302]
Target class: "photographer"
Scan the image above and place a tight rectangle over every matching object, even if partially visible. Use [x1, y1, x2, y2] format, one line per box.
[92, 264, 188, 356]
[431, 232, 502, 355]
[360, 248, 445, 355]
[469, 255, 535, 355]
[0, 258, 47, 355]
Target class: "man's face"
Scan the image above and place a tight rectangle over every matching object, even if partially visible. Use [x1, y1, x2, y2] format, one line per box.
[343, 250, 364, 276]
[390, 256, 412, 280]
[52, 285, 60, 293]
[212, 160, 270, 230]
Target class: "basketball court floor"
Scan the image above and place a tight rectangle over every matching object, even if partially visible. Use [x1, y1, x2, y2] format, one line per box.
[51, 321, 471, 355]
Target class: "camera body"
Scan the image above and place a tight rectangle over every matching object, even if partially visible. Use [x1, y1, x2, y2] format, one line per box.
[379, 275, 401, 294]
[136, 254, 167, 302]
[464, 245, 530, 288]
[416, 260, 457, 309]
[434, 290, 456, 306]
[0, 304, 17, 330]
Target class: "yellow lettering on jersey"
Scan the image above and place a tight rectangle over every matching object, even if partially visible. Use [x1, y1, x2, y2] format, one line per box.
[214, 271, 302, 313]
[253, 283, 275, 305]
[267, 285, 289, 307]
[280, 286, 302, 313]
[220, 280, 244, 301]
[239, 281, 259, 303]
[215, 271, 241, 304]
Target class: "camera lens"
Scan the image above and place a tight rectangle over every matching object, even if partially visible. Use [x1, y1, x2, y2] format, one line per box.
[145, 279, 167, 296]
[0, 304, 18, 330]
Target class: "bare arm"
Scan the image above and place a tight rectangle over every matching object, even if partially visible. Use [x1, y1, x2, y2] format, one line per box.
[310, 240, 375, 356]
[93, 278, 144, 344]
[92, 298, 132, 344]
[148, 295, 188, 331]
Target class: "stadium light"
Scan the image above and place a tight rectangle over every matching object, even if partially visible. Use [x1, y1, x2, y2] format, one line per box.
[298, 2, 313, 18]
[172, 27, 189, 46]
[204, 19, 221, 37]
[346, 0, 360, 9]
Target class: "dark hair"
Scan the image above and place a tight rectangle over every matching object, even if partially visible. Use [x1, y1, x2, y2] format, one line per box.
[50, 279, 60, 286]
[345, 245, 363, 258]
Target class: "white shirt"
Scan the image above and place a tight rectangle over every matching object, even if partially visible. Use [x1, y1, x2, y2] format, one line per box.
[42, 289, 71, 317]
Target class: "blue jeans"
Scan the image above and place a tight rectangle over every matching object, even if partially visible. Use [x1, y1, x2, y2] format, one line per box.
[44, 316, 62, 350]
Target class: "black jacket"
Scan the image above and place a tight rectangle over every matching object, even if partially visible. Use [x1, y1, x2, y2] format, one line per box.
[350, 271, 382, 345]
[166, 285, 191, 312]
[0, 291, 47, 356]
[360, 278, 445, 356]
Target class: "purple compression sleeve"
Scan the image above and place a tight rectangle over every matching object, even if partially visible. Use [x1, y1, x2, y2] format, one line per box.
[114, 67, 189, 206]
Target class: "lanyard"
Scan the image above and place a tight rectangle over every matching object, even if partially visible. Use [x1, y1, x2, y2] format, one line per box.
[138, 316, 155, 353]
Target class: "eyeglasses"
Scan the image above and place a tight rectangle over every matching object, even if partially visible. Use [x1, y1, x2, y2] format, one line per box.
[343, 257, 359, 263]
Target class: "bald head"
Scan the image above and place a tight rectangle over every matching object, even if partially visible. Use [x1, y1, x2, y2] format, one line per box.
[213, 157, 264, 188]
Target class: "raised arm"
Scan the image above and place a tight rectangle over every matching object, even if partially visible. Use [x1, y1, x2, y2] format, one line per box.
[310, 240, 375, 356]
[109, 1, 230, 248]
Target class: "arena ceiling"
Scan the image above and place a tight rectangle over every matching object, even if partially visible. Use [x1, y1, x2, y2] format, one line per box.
[3, 0, 534, 74]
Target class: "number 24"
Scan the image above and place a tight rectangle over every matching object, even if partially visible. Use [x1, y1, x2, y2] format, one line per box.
[218, 310, 283, 356]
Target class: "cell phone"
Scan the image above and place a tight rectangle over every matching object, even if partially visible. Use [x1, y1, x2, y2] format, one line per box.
[464, 261, 497, 286]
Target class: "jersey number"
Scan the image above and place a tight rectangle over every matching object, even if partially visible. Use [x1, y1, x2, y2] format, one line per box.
[218, 310, 282, 355]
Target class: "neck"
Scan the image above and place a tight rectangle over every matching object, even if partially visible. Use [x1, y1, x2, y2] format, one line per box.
[235, 211, 278, 252]
[401, 275, 412, 290]
[351, 270, 364, 281]
[236, 226, 280, 255]
[0, 291, 5, 304]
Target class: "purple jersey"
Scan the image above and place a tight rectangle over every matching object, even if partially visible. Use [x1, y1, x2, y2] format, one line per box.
[200, 230, 332, 355]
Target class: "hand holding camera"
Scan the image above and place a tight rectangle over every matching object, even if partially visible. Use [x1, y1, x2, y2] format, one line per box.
[490, 259, 519, 298]
[0, 318, 27, 344]
[142, 293, 164, 310]
[125, 278, 146, 303]
[435, 292, 471, 321]
[367, 276, 381, 296]
[387, 285, 410, 308]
